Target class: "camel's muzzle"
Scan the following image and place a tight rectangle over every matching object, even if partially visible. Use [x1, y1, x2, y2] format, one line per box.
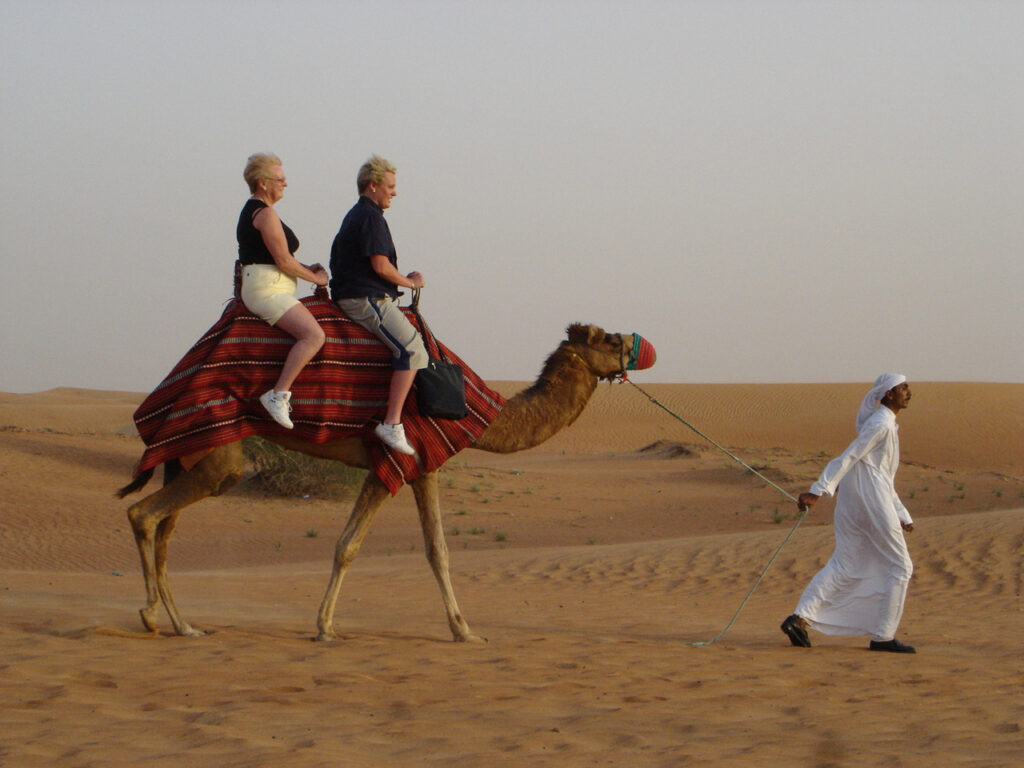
[627, 335, 656, 371]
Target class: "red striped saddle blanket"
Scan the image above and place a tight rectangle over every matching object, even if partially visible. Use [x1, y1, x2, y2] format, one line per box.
[132, 289, 505, 495]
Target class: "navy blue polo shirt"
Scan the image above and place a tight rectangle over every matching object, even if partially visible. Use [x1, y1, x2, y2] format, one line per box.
[329, 196, 400, 300]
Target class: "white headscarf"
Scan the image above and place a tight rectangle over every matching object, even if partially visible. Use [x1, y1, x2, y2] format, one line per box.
[856, 373, 907, 431]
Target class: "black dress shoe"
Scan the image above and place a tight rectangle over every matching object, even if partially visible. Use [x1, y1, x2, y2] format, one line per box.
[869, 638, 916, 653]
[780, 614, 811, 647]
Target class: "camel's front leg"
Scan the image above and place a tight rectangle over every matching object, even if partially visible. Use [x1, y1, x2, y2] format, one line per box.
[316, 473, 391, 641]
[412, 472, 484, 643]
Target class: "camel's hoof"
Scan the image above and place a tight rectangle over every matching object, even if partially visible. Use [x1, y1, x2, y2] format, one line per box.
[178, 625, 206, 638]
[315, 631, 338, 642]
[455, 632, 488, 644]
[139, 608, 159, 633]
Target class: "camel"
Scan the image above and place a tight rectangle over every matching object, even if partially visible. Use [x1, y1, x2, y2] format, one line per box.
[117, 323, 655, 642]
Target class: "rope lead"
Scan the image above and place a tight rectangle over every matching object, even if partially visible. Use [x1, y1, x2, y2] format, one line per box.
[624, 378, 808, 646]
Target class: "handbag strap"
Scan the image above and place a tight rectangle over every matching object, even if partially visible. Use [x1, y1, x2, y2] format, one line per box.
[410, 289, 449, 362]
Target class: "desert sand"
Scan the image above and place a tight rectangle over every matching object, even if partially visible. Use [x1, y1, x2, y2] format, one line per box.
[1, 382, 1022, 767]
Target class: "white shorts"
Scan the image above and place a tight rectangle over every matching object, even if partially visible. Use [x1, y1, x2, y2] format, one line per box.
[240, 264, 300, 325]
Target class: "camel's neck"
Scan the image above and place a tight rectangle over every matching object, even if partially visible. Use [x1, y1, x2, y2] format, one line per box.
[472, 345, 599, 454]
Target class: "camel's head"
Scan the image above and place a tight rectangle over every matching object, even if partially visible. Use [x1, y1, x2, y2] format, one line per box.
[565, 324, 657, 382]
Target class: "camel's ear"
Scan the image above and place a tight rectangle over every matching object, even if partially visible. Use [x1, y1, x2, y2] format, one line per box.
[565, 323, 604, 344]
[565, 323, 588, 342]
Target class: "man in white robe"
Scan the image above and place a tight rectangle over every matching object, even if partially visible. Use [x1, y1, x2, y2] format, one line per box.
[780, 374, 917, 653]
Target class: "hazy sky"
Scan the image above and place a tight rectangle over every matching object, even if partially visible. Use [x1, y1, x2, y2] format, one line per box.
[3, 0, 1022, 393]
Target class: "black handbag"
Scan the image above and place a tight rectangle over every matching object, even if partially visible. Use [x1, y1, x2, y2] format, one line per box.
[410, 290, 468, 420]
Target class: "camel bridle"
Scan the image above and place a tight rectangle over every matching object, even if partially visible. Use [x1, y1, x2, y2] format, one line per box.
[567, 335, 635, 382]
[612, 333, 652, 380]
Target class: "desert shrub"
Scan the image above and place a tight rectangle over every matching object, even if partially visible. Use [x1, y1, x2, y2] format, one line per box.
[242, 437, 367, 499]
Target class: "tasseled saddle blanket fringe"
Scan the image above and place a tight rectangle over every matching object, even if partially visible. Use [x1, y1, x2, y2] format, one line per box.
[130, 271, 505, 495]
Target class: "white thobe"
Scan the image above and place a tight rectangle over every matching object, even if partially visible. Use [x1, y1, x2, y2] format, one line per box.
[795, 406, 914, 641]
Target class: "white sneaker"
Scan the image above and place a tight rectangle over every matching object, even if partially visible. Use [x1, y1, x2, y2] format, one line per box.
[260, 389, 294, 429]
[374, 422, 415, 455]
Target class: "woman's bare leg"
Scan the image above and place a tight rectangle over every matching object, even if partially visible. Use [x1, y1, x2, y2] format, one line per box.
[272, 303, 325, 392]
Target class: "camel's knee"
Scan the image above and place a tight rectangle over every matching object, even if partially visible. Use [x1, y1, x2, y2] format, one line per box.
[333, 541, 362, 572]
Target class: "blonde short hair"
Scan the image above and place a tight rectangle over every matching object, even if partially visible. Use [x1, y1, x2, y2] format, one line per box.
[243, 153, 283, 193]
[357, 155, 396, 193]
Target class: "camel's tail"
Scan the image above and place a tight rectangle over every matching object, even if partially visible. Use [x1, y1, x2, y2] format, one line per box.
[115, 466, 154, 498]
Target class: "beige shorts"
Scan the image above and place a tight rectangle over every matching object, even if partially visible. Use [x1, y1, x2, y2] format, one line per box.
[335, 296, 428, 370]
[240, 264, 300, 325]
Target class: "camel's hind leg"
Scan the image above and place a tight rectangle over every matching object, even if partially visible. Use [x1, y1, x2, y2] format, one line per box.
[315, 472, 391, 641]
[412, 472, 483, 642]
[126, 443, 243, 635]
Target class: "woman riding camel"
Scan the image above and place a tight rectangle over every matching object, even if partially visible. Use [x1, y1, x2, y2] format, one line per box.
[237, 153, 329, 428]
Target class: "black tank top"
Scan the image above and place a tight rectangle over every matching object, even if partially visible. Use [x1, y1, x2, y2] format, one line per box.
[236, 198, 299, 265]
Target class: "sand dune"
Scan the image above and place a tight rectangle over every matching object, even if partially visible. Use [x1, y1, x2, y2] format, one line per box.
[1, 383, 1022, 766]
